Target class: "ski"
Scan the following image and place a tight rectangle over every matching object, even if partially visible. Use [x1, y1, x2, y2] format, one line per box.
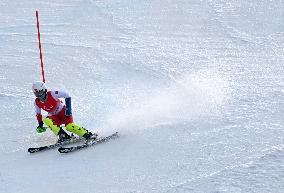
[58, 132, 119, 153]
[28, 136, 86, 153]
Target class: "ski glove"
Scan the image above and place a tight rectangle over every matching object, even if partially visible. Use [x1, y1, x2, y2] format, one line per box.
[36, 121, 46, 133]
[65, 97, 72, 116]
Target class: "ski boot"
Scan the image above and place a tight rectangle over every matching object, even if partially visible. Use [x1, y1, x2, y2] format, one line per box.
[57, 128, 71, 143]
[82, 131, 98, 140]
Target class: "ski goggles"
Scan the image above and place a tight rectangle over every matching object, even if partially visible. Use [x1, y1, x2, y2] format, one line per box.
[33, 90, 46, 98]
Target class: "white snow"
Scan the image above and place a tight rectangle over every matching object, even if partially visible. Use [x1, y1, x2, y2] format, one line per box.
[0, 0, 283, 193]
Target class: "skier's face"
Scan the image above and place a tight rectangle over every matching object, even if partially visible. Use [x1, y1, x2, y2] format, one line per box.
[34, 90, 47, 101]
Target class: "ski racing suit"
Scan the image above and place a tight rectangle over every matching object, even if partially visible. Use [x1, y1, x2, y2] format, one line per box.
[34, 90, 88, 137]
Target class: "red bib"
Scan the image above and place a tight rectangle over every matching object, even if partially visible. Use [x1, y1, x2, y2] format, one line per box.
[35, 91, 62, 113]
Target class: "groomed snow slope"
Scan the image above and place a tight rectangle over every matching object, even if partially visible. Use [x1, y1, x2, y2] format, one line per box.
[0, 0, 283, 193]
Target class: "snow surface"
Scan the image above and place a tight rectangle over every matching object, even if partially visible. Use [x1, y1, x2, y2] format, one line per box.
[0, 0, 283, 193]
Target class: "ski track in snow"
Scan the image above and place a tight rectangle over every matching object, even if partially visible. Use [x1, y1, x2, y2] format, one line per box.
[166, 144, 284, 193]
[0, 0, 283, 193]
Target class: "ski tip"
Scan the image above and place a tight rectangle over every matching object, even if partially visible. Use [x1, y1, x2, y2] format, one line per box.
[28, 148, 35, 153]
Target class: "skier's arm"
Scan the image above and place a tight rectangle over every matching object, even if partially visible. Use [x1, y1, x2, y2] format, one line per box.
[34, 102, 46, 133]
[50, 90, 70, 99]
[51, 90, 72, 116]
[34, 101, 42, 124]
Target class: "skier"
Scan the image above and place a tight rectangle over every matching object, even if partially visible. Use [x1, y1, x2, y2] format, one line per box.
[32, 81, 95, 142]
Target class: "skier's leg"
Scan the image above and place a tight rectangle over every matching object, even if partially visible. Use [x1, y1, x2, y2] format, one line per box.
[43, 118, 60, 135]
[43, 118, 71, 142]
[61, 107, 95, 139]
[65, 123, 88, 137]
[66, 123, 97, 139]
